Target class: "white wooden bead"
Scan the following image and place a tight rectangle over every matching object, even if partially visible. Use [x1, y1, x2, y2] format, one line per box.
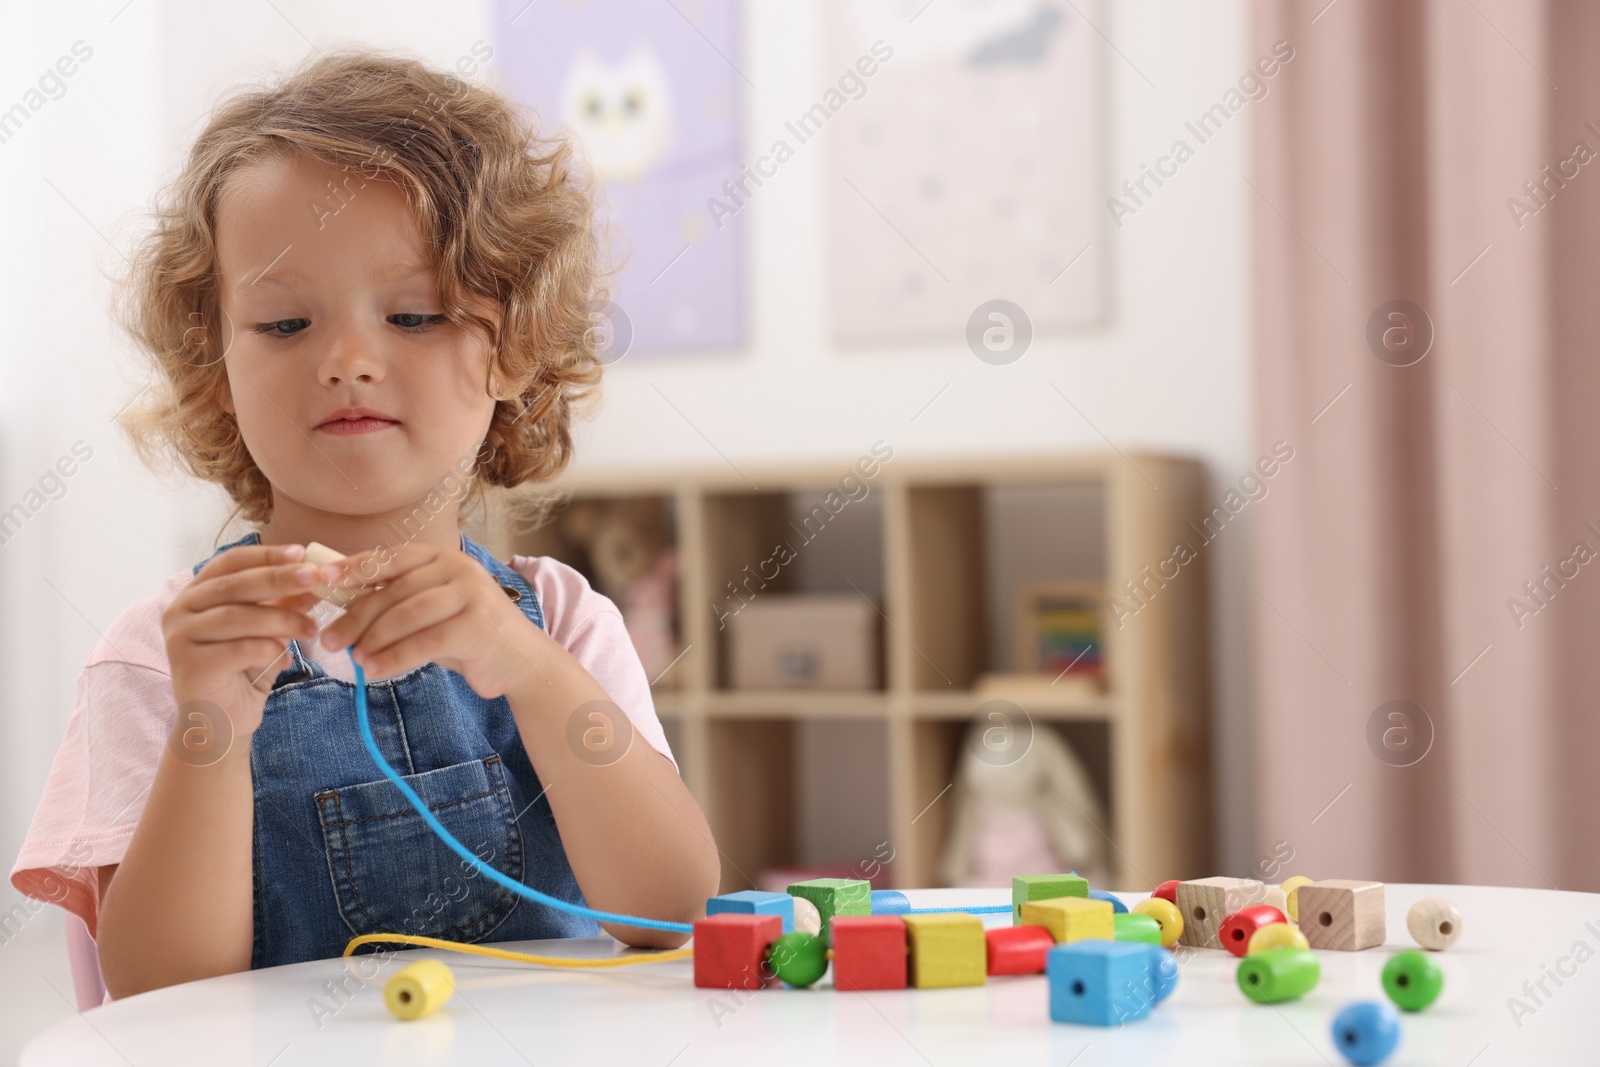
[1407, 896, 1463, 951]
[792, 895, 822, 937]
[305, 541, 360, 608]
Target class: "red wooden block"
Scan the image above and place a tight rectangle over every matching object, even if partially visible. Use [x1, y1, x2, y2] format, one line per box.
[1220, 904, 1288, 958]
[1153, 880, 1179, 903]
[986, 925, 1056, 975]
[831, 915, 907, 990]
[693, 914, 783, 989]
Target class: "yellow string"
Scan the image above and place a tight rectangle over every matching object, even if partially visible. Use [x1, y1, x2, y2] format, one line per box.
[342, 932, 693, 968]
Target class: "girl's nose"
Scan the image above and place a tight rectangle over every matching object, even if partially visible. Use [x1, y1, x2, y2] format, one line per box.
[318, 321, 386, 384]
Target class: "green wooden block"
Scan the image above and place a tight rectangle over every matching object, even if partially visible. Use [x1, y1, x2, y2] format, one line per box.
[1012, 874, 1088, 924]
[787, 878, 871, 941]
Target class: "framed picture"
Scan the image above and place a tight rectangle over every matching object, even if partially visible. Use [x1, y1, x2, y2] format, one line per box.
[1015, 582, 1106, 686]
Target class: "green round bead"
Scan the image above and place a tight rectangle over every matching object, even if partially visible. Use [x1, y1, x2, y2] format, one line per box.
[1113, 913, 1163, 944]
[767, 931, 828, 988]
[1382, 949, 1443, 1011]
[1236, 947, 1321, 1004]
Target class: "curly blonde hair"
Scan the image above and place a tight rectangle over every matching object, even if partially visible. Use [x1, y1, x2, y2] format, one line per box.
[115, 48, 605, 536]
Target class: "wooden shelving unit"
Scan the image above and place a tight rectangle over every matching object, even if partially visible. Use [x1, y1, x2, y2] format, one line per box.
[484, 452, 1212, 892]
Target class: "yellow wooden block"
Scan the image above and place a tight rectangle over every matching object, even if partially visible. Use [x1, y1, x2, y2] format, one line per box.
[1019, 897, 1115, 944]
[900, 913, 986, 988]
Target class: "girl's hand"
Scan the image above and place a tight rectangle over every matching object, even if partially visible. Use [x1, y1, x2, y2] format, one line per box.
[318, 542, 540, 698]
[163, 543, 330, 753]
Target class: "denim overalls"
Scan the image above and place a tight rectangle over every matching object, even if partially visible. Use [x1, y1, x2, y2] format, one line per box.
[192, 529, 600, 968]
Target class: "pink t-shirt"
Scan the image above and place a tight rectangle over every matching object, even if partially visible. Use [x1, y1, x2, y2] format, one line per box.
[8, 551, 675, 941]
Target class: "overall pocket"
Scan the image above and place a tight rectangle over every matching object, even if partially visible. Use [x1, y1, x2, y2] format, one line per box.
[315, 754, 523, 942]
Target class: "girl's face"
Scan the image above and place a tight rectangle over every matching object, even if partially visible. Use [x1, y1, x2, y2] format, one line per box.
[214, 151, 499, 540]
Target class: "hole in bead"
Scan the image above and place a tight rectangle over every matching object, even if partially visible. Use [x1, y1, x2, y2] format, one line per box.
[1071, 980, 1086, 996]
[1247, 972, 1260, 985]
[1193, 906, 1207, 922]
[1342, 1030, 1358, 1046]
[1232, 928, 1244, 940]
[398, 990, 412, 1003]
[1319, 911, 1333, 927]
[1439, 921, 1453, 935]
[1398, 974, 1410, 986]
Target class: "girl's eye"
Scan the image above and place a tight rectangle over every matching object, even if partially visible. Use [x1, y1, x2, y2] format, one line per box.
[253, 319, 309, 338]
[390, 313, 448, 333]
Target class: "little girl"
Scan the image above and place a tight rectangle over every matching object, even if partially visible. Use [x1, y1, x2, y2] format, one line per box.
[7, 49, 719, 1000]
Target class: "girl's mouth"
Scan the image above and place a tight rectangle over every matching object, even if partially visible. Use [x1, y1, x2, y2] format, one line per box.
[318, 418, 398, 435]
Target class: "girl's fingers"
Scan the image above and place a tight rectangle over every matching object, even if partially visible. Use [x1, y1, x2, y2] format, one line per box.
[185, 560, 340, 614]
[346, 586, 467, 661]
[182, 603, 320, 644]
[320, 562, 443, 646]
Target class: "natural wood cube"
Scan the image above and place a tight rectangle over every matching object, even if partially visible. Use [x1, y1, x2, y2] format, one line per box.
[1297, 879, 1385, 950]
[1175, 877, 1266, 948]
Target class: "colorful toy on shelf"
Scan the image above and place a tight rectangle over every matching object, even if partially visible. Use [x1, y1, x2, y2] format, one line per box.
[902, 912, 987, 988]
[1021, 896, 1115, 944]
[1012, 873, 1089, 923]
[1331, 1001, 1401, 1065]
[1298, 880, 1386, 951]
[768, 931, 829, 988]
[1279, 875, 1315, 922]
[1406, 896, 1462, 951]
[693, 914, 784, 990]
[1247, 921, 1309, 955]
[1236, 946, 1321, 1004]
[830, 916, 908, 991]
[1381, 950, 1443, 1011]
[1220, 904, 1288, 957]
[1113, 913, 1163, 945]
[788, 878, 870, 941]
[1047, 942, 1177, 1026]
[384, 958, 455, 1020]
[1175, 877, 1264, 949]
[985, 925, 1056, 975]
[1088, 887, 1128, 914]
[1131, 896, 1184, 948]
[707, 890, 796, 934]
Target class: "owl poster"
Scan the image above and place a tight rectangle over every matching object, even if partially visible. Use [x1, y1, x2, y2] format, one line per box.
[826, 0, 1106, 342]
[494, 0, 745, 353]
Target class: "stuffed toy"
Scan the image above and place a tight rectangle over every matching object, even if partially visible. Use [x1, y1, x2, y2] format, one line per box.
[559, 498, 680, 685]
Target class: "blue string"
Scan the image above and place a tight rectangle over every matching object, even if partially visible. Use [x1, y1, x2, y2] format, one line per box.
[349, 649, 693, 935]
[903, 904, 1014, 915]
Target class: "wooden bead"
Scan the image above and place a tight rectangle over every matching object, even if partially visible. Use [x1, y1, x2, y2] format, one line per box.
[707, 890, 796, 934]
[1152, 879, 1179, 903]
[1247, 921, 1309, 955]
[1236, 946, 1320, 1004]
[767, 931, 828, 988]
[1012, 873, 1088, 924]
[1331, 1001, 1401, 1065]
[830, 915, 907, 990]
[1381, 949, 1443, 1012]
[304, 541, 364, 608]
[1132, 897, 1184, 948]
[1279, 875, 1315, 922]
[1088, 888, 1129, 914]
[693, 914, 783, 989]
[901, 912, 987, 988]
[792, 896, 822, 937]
[787, 878, 871, 943]
[1220, 905, 1287, 957]
[1113, 913, 1163, 945]
[384, 958, 455, 1020]
[1047, 941, 1162, 1026]
[1298, 880, 1385, 951]
[869, 889, 911, 915]
[1175, 877, 1264, 949]
[985, 925, 1055, 975]
[1405, 896, 1462, 951]
[1020, 896, 1115, 944]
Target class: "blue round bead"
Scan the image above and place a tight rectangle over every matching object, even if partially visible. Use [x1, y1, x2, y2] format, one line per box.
[1145, 945, 1179, 1004]
[1331, 1001, 1401, 1065]
[870, 889, 911, 915]
[1088, 888, 1129, 914]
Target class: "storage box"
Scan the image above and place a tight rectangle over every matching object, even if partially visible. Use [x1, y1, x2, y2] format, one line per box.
[725, 594, 880, 690]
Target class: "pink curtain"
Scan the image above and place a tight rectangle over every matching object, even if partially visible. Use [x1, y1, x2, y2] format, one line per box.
[1252, 0, 1599, 891]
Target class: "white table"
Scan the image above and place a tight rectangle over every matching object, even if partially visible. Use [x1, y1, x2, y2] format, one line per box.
[22, 884, 1597, 1065]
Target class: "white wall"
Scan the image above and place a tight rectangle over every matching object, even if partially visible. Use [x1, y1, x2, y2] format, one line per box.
[0, 0, 1257, 930]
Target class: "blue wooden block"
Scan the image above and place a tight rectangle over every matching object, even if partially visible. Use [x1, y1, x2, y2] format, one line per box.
[870, 889, 911, 915]
[1047, 941, 1159, 1026]
[1088, 888, 1129, 914]
[707, 891, 795, 934]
